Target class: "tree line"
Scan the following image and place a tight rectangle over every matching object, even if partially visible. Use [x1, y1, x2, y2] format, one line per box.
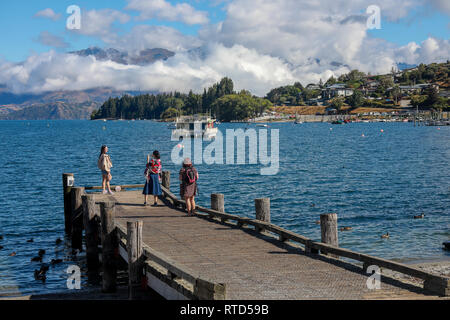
[91, 77, 272, 121]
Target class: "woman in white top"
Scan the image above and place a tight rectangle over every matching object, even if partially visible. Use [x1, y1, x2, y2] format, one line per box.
[98, 145, 114, 195]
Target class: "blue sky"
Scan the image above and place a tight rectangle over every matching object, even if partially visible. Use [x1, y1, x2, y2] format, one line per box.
[0, 0, 447, 62]
[0, 0, 227, 62]
[0, 0, 448, 95]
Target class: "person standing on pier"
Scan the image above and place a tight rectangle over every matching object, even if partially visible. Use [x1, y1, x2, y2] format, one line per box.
[97, 145, 114, 195]
[179, 158, 199, 216]
[143, 150, 162, 206]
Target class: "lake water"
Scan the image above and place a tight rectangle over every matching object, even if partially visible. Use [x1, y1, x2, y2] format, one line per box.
[0, 120, 449, 296]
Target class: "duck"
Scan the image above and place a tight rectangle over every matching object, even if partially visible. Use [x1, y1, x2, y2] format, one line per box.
[340, 226, 353, 231]
[27, 238, 34, 243]
[40, 264, 49, 273]
[38, 249, 46, 257]
[34, 269, 46, 282]
[0, 245, 3, 250]
[10, 252, 16, 256]
[381, 232, 390, 239]
[31, 256, 42, 262]
[55, 238, 63, 245]
[413, 213, 425, 219]
[0, 235, 3, 240]
[50, 259, 63, 265]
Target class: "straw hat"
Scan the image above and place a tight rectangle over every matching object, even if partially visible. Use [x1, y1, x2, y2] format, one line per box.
[183, 158, 192, 165]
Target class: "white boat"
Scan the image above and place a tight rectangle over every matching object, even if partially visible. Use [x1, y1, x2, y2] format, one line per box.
[171, 114, 218, 140]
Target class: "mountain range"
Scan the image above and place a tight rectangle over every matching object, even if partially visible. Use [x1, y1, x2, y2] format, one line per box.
[0, 47, 173, 120]
[0, 46, 417, 120]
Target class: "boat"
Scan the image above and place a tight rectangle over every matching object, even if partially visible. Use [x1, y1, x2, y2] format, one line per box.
[256, 124, 269, 127]
[167, 122, 177, 129]
[331, 120, 344, 125]
[171, 114, 218, 140]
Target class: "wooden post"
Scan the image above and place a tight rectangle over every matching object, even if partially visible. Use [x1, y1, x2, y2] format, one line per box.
[211, 194, 224, 220]
[100, 201, 118, 293]
[162, 171, 170, 189]
[320, 213, 338, 258]
[62, 173, 74, 235]
[71, 187, 85, 251]
[127, 221, 144, 300]
[255, 198, 270, 233]
[194, 279, 226, 300]
[82, 194, 100, 282]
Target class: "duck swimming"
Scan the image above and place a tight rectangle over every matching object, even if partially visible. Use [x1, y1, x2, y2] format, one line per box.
[9, 252, 16, 256]
[381, 232, 390, 239]
[38, 249, 46, 257]
[55, 238, 63, 245]
[50, 259, 63, 265]
[31, 256, 42, 262]
[27, 238, 34, 243]
[413, 213, 425, 219]
[340, 227, 353, 231]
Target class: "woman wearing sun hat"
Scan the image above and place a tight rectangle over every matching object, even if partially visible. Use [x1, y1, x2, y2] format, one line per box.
[179, 158, 199, 216]
[143, 150, 162, 206]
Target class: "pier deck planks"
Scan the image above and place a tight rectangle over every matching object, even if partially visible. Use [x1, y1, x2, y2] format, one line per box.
[97, 190, 448, 300]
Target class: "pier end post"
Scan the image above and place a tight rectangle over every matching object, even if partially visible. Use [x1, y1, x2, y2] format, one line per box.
[62, 173, 74, 235]
[82, 194, 100, 282]
[162, 171, 171, 189]
[255, 198, 270, 233]
[71, 186, 85, 251]
[127, 220, 144, 300]
[211, 194, 225, 220]
[100, 201, 118, 293]
[320, 213, 339, 258]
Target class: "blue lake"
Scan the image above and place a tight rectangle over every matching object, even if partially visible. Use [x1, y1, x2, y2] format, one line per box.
[0, 120, 449, 296]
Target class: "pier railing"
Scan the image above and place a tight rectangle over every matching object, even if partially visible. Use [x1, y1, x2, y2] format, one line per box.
[64, 172, 450, 298]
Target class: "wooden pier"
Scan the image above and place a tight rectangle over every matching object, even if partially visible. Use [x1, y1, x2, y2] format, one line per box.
[63, 173, 450, 300]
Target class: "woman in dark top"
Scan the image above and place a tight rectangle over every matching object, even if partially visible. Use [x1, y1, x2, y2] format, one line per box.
[179, 158, 199, 216]
[143, 150, 162, 206]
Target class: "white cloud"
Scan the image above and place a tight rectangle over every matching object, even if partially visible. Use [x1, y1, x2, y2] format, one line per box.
[106, 25, 203, 54]
[69, 9, 130, 38]
[37, 31, 69, 49]
[126, 0, 209, 25]
[34, 8, 61, 21]
[429, 0, 450, 15]
[2, 0, 449, 96]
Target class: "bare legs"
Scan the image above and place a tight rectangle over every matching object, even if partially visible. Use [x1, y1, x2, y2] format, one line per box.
[102, 173, 113, 194]
[184, 196, 196, 215]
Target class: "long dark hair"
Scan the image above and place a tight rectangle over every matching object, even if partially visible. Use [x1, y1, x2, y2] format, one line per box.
[99, 145, 107, 158]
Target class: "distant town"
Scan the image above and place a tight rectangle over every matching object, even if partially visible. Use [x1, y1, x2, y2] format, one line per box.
[91, 61, 449, 124]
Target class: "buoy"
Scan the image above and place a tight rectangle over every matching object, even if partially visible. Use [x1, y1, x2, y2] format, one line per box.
[380, 129, 384, 133]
